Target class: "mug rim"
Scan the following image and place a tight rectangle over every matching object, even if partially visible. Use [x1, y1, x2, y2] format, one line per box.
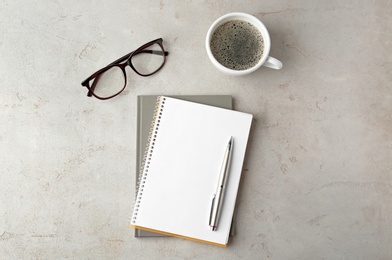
[206, 12, 271, 76]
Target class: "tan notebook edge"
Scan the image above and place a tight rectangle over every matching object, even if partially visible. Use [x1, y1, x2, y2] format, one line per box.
[131, 224, 227, 247]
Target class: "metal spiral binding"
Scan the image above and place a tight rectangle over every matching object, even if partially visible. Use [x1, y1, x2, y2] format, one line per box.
[131, 96, 166, 224]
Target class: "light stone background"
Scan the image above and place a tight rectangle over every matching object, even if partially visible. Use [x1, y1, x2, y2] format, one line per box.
[1, 0, 391, 259]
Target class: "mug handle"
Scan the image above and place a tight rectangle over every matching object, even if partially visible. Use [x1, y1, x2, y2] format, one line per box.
[263, 56, 283, 70]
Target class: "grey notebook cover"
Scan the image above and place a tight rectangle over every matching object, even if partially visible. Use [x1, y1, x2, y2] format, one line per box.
[135, 95, 234, 237]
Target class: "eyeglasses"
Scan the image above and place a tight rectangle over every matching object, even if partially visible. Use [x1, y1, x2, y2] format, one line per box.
[81, 38, 169, 100]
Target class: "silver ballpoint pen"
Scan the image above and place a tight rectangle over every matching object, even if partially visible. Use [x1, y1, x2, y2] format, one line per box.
[209, 136, 233, 231]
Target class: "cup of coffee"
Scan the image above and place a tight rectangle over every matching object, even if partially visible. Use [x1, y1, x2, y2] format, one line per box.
[206, 12, 282, 76]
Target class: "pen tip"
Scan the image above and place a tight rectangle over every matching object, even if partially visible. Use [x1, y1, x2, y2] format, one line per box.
[228, 136, 233, 148]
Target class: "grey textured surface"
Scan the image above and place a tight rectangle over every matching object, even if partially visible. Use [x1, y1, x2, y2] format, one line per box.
[1, 0, 391, 259]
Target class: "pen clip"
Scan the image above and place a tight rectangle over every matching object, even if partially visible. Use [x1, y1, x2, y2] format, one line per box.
[209, 195, 215, 225]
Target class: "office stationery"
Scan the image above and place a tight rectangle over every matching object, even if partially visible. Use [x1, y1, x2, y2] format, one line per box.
[135, 95, 234, 237]
[130, 96, 252, 247]
[209, 137, 233, 231]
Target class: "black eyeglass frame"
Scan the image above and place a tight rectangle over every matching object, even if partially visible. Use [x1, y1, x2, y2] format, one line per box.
[81, 38, 169, 100]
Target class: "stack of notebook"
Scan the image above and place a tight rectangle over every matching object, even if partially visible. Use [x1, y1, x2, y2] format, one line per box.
[131, 95, 253, 247]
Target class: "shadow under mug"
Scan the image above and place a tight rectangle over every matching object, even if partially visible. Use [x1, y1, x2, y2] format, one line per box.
[206, 12, 283, 76]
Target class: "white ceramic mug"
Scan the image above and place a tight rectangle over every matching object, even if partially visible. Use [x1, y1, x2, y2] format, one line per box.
[206, 12, 282, 76]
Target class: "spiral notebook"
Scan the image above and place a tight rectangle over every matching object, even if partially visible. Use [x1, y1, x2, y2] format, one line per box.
[130, 96, 253, 247]
[135, 95, 234, 237]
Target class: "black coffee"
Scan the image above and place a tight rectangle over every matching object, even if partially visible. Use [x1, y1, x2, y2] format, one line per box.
[210, 20, 264, 71]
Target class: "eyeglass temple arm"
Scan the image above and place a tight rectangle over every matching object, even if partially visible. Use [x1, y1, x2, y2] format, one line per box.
[87, 74, 101, 97]
[87, 50, 169, 97]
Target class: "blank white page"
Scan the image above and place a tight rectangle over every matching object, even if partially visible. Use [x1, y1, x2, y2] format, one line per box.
[131, 96, 252, 246]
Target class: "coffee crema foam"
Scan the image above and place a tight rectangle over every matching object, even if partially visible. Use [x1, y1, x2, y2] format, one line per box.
[210, 20, 264, 71]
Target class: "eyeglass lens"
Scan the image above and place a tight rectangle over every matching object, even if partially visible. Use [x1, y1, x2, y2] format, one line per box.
[132, 42, 165, 75]
[92, 66, 125, 98]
